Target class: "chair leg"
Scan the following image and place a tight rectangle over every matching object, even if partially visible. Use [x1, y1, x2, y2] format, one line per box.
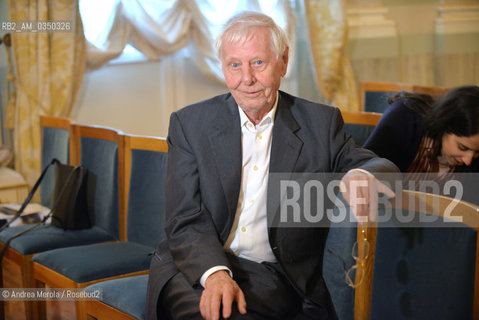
[76, 300, 87, 320]
[21, 256, 35, 320]
[32, 278, 47, 320]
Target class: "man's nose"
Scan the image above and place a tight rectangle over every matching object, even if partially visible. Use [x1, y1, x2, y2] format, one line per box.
[241, 66, 255, 85]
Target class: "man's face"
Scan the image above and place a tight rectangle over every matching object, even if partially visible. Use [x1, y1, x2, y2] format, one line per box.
[221, 27, 288, 119]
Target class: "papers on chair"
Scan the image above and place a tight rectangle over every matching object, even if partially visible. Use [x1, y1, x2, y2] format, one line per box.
[0, 203, 51, 227]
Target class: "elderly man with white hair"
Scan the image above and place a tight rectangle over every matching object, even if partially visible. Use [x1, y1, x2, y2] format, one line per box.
[146, 11, 397, 320]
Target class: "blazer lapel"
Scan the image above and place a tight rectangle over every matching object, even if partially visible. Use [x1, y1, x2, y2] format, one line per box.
[270, 93, 303, 173]
[208, 95, 242, 221]
[268, 93, 303, 235]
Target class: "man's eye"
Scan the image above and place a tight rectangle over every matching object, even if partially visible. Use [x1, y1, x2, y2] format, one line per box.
[231, 62, 239, 68]
[255, 60, 263, 66]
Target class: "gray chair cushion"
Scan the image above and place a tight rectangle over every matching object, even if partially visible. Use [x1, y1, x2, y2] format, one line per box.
[84, 275, 148, 320]
[0, 225, 114, 255]
[32, 242, 153, 283]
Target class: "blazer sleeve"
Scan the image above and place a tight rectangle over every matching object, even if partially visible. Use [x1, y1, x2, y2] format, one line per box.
[164, 111, 230, 286]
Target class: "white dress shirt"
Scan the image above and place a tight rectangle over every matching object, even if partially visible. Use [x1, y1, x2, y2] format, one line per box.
[200, 94, 279, 287]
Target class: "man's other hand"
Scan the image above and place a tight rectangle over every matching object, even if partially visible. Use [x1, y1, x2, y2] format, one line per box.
[340, 169, 395, 222]
[200, 270, 247, 320]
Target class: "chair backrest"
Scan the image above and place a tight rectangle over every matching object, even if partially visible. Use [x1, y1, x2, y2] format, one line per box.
[360, 81, 450, 114]
[412, 84, 449, 99]
[39, 115, 72, 208]
[70, 124, 124, 239]
[360, 82, 413, 113]
[355, 190, 479, 320]
[342, 111, 382, 146]
[122, 134, 168, 247]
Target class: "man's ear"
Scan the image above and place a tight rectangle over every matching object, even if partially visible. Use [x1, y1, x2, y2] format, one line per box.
[281, 47, 289, 76]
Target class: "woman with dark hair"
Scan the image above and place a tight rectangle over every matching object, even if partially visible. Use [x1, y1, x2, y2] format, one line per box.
[364, 85, 479, 175]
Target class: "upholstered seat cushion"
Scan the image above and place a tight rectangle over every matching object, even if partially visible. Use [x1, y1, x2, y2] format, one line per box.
[32, 242, 153, 283]
[0, 225, 115, 255]
[85, 275, 148, 320]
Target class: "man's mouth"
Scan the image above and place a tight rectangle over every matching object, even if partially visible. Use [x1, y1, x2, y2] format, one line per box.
[243, 91, 261, 96]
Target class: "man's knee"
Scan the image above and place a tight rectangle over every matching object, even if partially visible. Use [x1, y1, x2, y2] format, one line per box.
[158, 272, 203, 320]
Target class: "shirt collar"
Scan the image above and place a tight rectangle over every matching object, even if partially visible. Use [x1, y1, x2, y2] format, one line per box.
[238, 92, 279, 129]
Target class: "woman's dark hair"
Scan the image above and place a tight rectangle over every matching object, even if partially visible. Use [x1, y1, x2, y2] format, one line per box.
[388, 90, 434, 117]
[389, 85, 479, 157]
[426, 85, 479, 143]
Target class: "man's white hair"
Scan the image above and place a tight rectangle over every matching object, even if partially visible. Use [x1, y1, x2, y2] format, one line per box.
[216, 11, 289, 60]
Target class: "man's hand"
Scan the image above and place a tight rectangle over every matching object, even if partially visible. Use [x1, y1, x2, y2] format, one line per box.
[340, 169, 395, 222]
[200, 270, 247, 320]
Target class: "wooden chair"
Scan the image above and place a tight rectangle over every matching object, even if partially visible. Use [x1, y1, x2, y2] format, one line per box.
[33, 134, 168, 320]
[82, 134, 168, 320]
[23, 123, 124, 320]
[355, 190, 479, 320]
[341, 111, 382, 127]
[341, 111, 382, 146]
[0, 115, 72, 320]
[412, 84, 449, 99]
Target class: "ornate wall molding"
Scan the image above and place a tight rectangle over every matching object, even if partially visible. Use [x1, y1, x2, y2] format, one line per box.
[435, 4, 479, 34]
[347, 6, 397, 39]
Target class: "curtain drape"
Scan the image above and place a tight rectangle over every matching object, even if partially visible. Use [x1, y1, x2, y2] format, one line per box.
[7, 0, 86, 188]
[304, 0, 358, 111]
[84, 0, 296, 84]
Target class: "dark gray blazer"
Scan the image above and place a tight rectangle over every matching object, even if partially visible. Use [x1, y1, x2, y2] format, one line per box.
[146, 91, 398, 319]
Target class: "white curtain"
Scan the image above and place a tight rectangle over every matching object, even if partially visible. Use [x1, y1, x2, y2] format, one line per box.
[83, 0, 296, 84]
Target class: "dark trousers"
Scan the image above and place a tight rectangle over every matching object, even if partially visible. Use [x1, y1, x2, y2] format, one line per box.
[157, 253, 337, 320]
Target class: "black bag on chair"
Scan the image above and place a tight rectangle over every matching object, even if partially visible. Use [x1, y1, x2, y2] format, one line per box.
[50, 161, 90, 230]
[0, 158, 89, 262]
